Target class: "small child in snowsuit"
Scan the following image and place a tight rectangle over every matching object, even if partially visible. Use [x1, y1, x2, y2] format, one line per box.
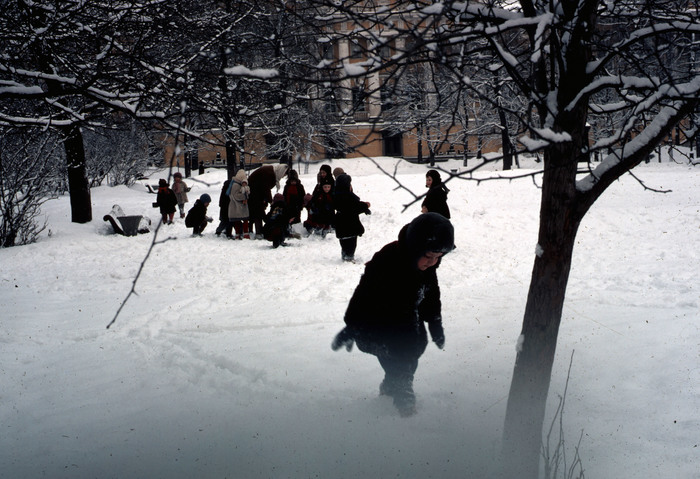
[263, 193, 294, 248]
[185, 194, 213, 236]
[153, 178, 178, 224]
[172, 172, 189, 218]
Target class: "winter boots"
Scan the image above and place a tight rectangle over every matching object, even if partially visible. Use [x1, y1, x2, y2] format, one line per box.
[379, 376, 417, 417]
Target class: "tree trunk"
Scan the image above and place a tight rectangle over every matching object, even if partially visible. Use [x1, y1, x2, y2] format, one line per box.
[226, 138, 237, 179]
[502, 145, 581, 478]
[61, 124, 92, 224]
[499, 109, 512, 170]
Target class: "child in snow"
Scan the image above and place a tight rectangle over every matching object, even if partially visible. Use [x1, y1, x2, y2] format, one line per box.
[283, 169, 306, 225]
[421, 169, 451, 219]
[215, 179, 231, 237]
[185, 194, 213, 236]
[263, 193, 294, 248]
[153, 178, 178, 224]
[172, 172, 190, 219]
[304, 178, 335, 237]
[333, 174, 370, 262]
[227, 169, 251, 239]
[331, 213, 455, 417]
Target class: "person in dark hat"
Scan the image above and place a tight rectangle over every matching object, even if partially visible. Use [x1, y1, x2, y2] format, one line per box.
[333, 173, 371, 262]
[331, 213, 455, 416]
[185, 193, 213, 236]
[421, 169, 451, 219]
[153, 178, 178, 225]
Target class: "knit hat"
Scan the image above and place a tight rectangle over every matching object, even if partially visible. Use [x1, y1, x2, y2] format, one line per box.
[403, 213, 455, 258]
[200, 193, 212, 204]
[158, 178, 168, 187]
[273, 193, 284, 203]
[173, 172, 182, 179]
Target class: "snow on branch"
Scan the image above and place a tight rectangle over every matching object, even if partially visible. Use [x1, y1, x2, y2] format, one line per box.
[519, 128, 572, 152]
[224, 65, 279, 79]
[576, 102, 691, 193]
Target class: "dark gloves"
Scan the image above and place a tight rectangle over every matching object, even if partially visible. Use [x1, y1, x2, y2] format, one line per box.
[331, 327, 355, 352]
[428, 320, 445, 349]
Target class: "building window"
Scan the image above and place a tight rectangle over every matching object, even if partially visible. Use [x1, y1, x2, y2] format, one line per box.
[321, 43, 334, 60]
[352, 86, 367, 111]
[350, 39, 365, 59]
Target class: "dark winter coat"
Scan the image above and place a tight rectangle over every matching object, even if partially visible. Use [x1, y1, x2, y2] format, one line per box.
[248, 164, 287, 220]
[185, 199, 208, 228]
[343, 235, 443, 358]
[263, 198, 293, 242]
[155, 187, 177, 215]
[283, 179, 306, 224]
[312, 164, 335, 196]
[218, 180, 231, 221]
[333, 175, 370, 239]
[422, 183, 451, 219]
[307, 189, 335, 228]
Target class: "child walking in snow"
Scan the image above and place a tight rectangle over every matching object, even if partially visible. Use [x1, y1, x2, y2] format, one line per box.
[333, 174, 370, 262]
[153, 178, 178, 225]
[332, 213, 455, 417]
[172, 172, 190, 219]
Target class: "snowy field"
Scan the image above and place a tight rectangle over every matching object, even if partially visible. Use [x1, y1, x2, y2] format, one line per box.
[1, 154, 698, 478]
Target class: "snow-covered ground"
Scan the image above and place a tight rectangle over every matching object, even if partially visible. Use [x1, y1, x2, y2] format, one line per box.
[1, 154, 698, 478]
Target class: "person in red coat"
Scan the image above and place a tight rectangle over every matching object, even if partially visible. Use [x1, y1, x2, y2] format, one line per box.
[283, 169, 306, 224]
[247, 164, 288, 238]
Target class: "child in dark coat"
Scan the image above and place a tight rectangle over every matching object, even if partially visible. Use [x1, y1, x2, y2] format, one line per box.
[153, 178, 178, 224]
[304, 178, 335, 236]
[333, 174, 370, 262]
[283, 169, 306, 224]
[421, 169, 451, 219]
[332, 213, 455, 417]
[185, 194, 213, 236]
[263, 193, 294, 248]
[215, 179, 232, 237]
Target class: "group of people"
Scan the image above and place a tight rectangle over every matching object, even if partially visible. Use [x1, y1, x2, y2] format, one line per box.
[152, 172, 213, 235]
[154, 163, 454, 417]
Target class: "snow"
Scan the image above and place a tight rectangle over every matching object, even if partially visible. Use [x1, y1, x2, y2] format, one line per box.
[1, 156, 698, 478]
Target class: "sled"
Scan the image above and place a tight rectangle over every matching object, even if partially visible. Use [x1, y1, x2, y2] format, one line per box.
[103, 205, 152, 236]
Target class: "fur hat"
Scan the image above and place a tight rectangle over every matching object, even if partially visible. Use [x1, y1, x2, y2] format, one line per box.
[403, 213, 455, 258]
[199, 193, 212, 204]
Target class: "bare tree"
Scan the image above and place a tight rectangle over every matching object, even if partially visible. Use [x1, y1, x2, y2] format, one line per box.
[263, 1, 700, 476]
[0, 128, 62, 247]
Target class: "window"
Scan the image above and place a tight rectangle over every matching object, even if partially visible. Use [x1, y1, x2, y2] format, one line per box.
[350, 39, 365, 59]
[352, 86, 366, 111]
